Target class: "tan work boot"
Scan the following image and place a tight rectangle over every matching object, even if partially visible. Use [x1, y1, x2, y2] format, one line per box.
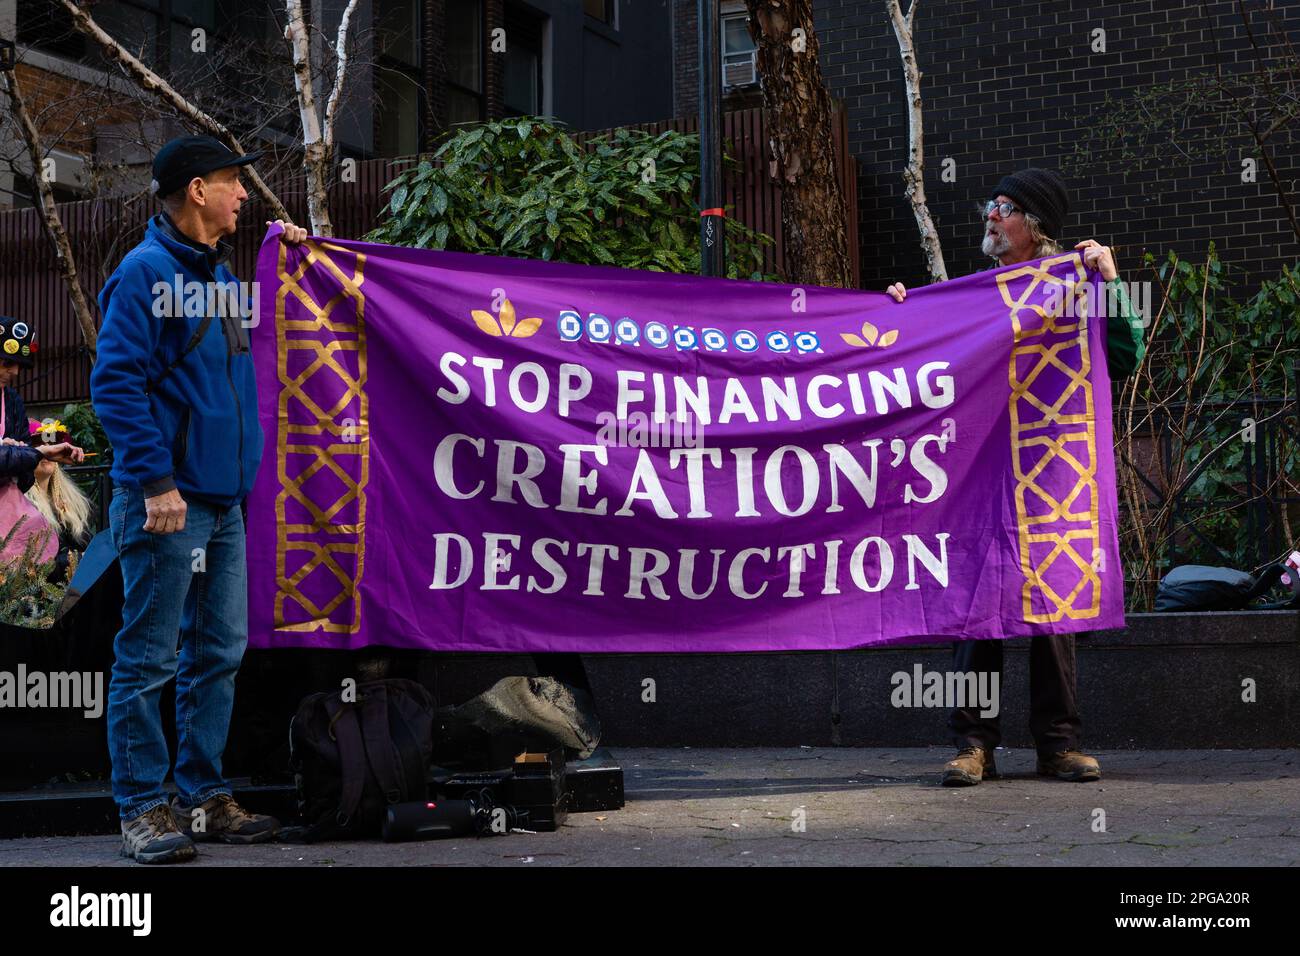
[171, 793, 280, 844]
[941, 746, 998, 786]
[1037, 750, 1102, 781]
[121, 804, 197, 864]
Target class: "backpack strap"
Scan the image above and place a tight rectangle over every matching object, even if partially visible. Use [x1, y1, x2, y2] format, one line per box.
[145, 313, 214, 394]
[1245, 564, 1288, 603]
[1250, 564, 1299, 609]
[358, 686, 405, 804]
[323, 696, 368, 828]
[386, 699, 429, 801]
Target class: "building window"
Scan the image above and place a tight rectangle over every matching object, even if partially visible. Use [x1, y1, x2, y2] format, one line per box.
[721, 11, 758, 89]
[503, 4, 545, 117]
[583, 0, 616, 26]
[377, 0, 423, 157]
[16, 0, 88, 60]
[78, 1, 217, 76]
[447, 0, 485, 126]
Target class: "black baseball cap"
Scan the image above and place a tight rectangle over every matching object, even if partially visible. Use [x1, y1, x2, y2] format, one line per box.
[151, 134, 264, 198]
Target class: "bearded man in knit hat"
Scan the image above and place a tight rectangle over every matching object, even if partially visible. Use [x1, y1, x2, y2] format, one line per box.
[886, 167, 1147, 787]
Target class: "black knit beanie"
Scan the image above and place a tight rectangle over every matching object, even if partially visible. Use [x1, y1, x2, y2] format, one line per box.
[991, 168, 1069, 241]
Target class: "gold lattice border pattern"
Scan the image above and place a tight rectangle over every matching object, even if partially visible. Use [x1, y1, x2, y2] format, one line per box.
[998, 253, 1101, 623]
[273, 239, 369, 634]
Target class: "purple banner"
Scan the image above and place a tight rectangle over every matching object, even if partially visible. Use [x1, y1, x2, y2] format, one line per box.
[247, 226, 1124, 652]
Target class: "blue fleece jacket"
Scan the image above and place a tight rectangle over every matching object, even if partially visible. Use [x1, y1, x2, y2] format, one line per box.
[91, 212, 262, 507]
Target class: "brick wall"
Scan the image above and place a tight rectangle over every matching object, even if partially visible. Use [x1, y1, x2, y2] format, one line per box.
[673, 0, 700, 119]
[675, 0, 1300, 291]
[12, 63, 141, 158]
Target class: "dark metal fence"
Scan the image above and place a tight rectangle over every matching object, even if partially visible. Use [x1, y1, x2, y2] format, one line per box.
[65, 463, 113, 536]
[1120, 368, 1300, 580]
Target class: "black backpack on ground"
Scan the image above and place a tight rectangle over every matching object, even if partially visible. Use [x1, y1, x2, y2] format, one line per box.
[289, 678, 436, 841]
[1154, 564, 1298, 612]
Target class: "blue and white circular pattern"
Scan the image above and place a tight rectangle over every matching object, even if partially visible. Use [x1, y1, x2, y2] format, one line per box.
[644, 321, 671, 348]
[701, 328, 728, 351]
[557, 310, 584, 342]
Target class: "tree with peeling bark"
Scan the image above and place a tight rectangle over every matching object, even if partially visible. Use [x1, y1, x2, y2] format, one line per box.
[886, 0, 947, 283]
[0, 66, 98, 353]
[284, 0, 359, 237]
[743, 0, 852, 288]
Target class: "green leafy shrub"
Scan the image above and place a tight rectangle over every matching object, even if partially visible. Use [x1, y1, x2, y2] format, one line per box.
[0, 518, 70, 629]
[58, 401, 112, 464]
[1117, 246, 1300, 608]
[366, 116, 776, 281]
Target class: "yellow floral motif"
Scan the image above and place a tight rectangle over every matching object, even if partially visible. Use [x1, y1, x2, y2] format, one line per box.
[841, 319, 898, 348]
[471, 298, 543, 338]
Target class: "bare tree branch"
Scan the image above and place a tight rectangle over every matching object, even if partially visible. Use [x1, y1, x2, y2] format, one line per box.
[0, 66, 98, 354]
[56, 0, 290, 221]
[324, 0, 360, 149]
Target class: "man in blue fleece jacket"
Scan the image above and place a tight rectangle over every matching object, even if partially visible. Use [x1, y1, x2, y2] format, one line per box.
[92, 135, 307, 864]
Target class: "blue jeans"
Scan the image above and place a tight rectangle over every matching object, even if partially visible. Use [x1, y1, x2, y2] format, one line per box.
[107, 484, 249, 820]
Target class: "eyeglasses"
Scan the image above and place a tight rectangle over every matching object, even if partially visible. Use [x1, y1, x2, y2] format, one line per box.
[983, 200, 1023, 219]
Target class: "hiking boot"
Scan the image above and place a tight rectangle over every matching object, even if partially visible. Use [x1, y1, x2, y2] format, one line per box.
[941, 746, 998, 786]
[120, 805, 197, 864]
[171, 793, 280, 845]
[1037, 750, 1102, 781]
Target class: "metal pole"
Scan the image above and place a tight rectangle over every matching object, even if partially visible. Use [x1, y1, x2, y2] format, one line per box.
[698, 0, 724, 276]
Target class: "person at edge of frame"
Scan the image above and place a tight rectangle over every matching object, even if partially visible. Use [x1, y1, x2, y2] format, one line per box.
[884, 167, 1147, 786]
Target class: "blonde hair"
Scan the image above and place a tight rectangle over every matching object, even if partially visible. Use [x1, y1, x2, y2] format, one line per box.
[26, 465, 92, 544]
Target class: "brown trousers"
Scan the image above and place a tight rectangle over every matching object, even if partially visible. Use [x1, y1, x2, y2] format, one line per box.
[946, 634, 1081, 758]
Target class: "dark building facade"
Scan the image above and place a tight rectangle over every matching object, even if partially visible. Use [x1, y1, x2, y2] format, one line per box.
[386, 0, 675, 156]
[674, 0, 1300, 291]
[1, 0, 675, 208]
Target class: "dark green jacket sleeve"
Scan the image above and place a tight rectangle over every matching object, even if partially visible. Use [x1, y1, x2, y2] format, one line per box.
[1103, 276, 1146, 380]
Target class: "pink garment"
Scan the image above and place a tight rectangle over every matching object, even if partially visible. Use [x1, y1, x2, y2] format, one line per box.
[0, 390, 58, 564]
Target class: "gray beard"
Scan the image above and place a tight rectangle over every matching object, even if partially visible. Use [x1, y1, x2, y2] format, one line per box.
[981, 230, 1010, 259]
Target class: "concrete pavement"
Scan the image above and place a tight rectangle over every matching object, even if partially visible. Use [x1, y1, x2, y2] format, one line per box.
[1, 747, 1296, 866]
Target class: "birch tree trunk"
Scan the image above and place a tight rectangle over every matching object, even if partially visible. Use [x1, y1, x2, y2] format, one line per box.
[744, 0, 853, 288]
[285, 0, 359, 237]
[886, 0, 947, 282]
[0, 68, 98, 354]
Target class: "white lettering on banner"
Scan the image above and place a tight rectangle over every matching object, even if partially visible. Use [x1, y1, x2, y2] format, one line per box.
[433, 434, 485, 499]
[668, 447, 723, 518]
[433, 352, 955, 425]
[491, 440, 548, 507]
[527, 538, 569, 593]
[434, 434, 951, 520]
[557, 444, 609, 515]
[429, 532, 951, 599]
[679, 548, 726, 599]
[423, 347, 960, 605]
[615, 450, 679, 519]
